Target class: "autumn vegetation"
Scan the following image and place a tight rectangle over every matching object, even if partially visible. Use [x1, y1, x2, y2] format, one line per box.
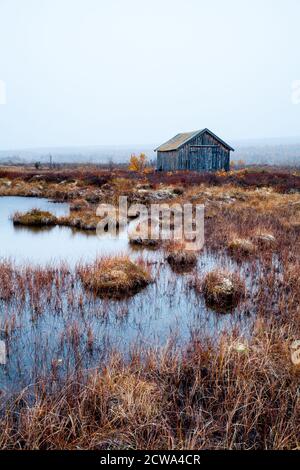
[0, 164, 299, 449]
[79, 256, 152, 299]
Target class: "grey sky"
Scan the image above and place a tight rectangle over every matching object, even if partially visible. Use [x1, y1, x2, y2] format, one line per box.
[0, 0, 299, 150]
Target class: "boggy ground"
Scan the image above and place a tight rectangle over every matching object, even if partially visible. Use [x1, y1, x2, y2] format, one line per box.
[0, 165, 300, 449]
[2, 165, 300, 245]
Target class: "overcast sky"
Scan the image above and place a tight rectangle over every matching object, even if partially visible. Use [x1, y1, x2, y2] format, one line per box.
[0, 0, 299, 150]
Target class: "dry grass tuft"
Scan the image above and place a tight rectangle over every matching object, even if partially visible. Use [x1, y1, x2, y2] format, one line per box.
[201, 270, 245, 311]
[79, 256, 152, 299]
[88, 367, 163, 426]
[58, 211, 99, 231]
[129, 234, 161, 248]
[228, 237, 256, 256]
[165, 241, 198, 272]
[69, 199, 90, 212]
[166, 250, 197, 272]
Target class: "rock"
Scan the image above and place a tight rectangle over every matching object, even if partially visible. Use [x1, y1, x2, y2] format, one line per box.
[137, 189, 150, 194]
[134, 189, 176, 203]
[0, 340, 6, 365]
[290, 340, 300, 366]
[29, 189, 42, 197]
[150, 190, 176, 201]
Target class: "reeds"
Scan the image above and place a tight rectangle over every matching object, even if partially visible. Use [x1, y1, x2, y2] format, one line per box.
[0, 323, 299, 450]
[0, 167, 299, 449]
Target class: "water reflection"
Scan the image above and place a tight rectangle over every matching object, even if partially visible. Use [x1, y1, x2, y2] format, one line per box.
[0, 196, 130, 265]
[0, 196, 255, 392]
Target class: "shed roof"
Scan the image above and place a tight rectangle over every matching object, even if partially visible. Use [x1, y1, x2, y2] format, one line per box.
[155, 128, 234, 152]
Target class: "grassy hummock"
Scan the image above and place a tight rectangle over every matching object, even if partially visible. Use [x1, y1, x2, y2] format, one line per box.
[166, 250, 197, 272]
[228, 237, 256, 256]
[80, 256, 152, 299]
[252, 231, 276, 249]
[202, 270, 245, 311]
[13, 209, 57, 227]
[129, 234, 160, 248]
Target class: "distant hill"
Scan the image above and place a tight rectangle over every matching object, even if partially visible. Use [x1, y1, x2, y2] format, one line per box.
[232, 140, 300, 167]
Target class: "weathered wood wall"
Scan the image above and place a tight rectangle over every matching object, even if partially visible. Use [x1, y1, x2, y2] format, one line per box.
[157, 130, 230, 172]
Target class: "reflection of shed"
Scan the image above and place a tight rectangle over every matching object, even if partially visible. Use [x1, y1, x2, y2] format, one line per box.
[155, 128, 234, 171]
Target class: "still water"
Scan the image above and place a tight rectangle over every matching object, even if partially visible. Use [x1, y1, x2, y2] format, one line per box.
[0, 196, 254, 392]
[0, 196, 129, 265]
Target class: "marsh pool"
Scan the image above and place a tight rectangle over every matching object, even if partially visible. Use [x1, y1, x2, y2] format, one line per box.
[0, 196, 254, 392]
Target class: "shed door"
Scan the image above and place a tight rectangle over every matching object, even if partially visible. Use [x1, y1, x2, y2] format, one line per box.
[189, 146, 214, 171]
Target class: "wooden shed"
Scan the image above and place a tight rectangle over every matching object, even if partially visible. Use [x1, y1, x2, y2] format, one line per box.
[155, 128, 234, 172]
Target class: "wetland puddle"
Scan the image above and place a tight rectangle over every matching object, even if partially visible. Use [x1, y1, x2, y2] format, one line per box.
[0, 197, 256, 392]
[0, 196, 129, 265]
